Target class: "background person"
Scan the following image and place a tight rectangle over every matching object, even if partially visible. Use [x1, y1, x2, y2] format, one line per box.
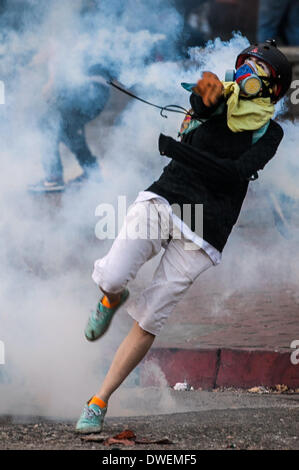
[258, 0, 299, 46]
[28, 45, 111, 192]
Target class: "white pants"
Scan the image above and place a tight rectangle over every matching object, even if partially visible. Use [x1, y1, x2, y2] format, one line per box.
[92, 199, 213, 336]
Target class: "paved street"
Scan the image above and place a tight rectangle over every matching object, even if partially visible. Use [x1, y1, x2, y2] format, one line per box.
[1, 389, 299, 450]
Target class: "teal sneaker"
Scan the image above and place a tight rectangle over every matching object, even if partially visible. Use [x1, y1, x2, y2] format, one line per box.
[85, 288, 130, 341]
[75, 401, 107, 434]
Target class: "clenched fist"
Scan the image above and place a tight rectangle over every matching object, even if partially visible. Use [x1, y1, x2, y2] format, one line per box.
[193, 71, 224, 107]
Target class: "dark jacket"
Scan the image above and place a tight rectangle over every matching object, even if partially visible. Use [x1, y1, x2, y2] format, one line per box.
[146, 93, 284, 252]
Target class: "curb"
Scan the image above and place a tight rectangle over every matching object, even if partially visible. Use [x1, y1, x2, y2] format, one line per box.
[140, 348, 299, 389]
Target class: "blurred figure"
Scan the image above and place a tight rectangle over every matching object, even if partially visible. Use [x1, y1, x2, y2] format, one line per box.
[29, 44, 111, 193]
[258, 0, 299, 46]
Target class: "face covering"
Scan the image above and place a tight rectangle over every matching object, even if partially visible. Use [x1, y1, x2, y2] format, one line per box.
[235, 60, 264, 97]
[235, 59, 273, 98]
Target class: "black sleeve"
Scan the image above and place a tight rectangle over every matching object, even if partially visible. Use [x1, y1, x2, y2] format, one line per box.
[158, 120, 284, 186]
[231, 120, 284, 180]
[190, 92, 225, 119]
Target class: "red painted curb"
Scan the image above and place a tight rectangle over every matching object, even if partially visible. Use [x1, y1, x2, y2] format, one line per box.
[141, 348, 219, 389]
[140, 347, 299, 389]
[217, 349, 299, 389]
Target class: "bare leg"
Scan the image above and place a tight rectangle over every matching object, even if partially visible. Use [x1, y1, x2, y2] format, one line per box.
[95, 321, 155, 403]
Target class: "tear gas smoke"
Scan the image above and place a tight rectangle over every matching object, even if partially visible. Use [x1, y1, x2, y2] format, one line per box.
[0, 1, 298, 419]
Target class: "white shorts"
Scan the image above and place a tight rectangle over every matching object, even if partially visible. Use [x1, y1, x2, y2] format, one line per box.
[92, 198, 213, 336]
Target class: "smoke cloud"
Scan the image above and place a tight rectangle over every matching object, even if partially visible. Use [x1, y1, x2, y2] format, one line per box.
[0, 1, 298, 420]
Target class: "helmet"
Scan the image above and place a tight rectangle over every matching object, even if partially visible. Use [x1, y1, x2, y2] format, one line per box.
[235, 39, 292, 102]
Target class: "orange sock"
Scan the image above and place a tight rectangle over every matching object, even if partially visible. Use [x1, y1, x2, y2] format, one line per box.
[89, 396, 107, 409]
[101, 295, 120, 308]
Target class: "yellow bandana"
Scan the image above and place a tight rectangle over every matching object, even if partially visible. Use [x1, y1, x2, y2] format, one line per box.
[222, 63, 275, 133]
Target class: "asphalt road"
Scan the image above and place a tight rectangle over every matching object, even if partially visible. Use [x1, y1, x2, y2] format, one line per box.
[1, 389, 298, 450]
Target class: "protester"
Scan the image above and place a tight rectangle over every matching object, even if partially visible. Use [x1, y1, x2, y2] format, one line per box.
[75, 40, 292, 433]
[28, 48, 110, 192]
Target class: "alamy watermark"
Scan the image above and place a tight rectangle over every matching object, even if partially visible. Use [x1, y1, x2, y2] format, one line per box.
[95, 196, 203, 250]
[290, 80, 299, 105]
[0, 340, 5, 365]
[0, 81, 4, 105]
[290, 340, 299, 365]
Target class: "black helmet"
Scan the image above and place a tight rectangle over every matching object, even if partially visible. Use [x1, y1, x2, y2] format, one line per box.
[235, 39, 292, 102]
